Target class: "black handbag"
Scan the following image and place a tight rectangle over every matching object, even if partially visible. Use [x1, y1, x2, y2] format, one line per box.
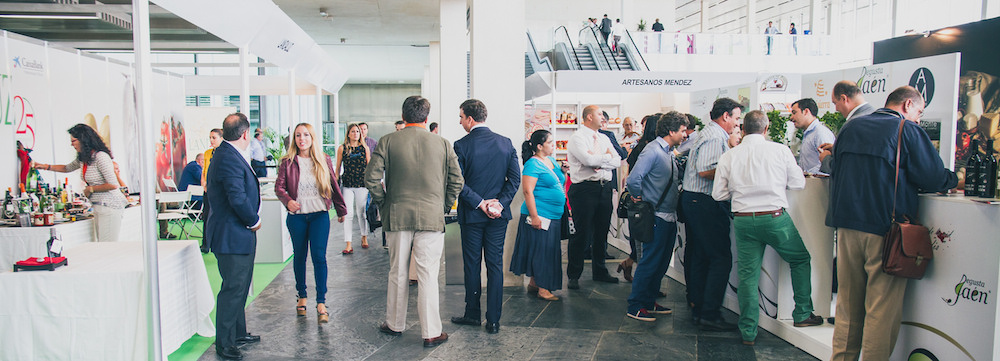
[627, 169, 674, 244]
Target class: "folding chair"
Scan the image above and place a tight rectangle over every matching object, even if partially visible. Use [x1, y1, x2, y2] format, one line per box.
[157, 191, 191, 239]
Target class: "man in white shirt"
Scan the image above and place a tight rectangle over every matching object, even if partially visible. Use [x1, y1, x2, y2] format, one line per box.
[790, 98, 836, 174]
[765, 21, 779, 55]
[611, 19, 626, 54]
[566, 104, 622, 289]
[248, 128, 268, 177]
[712, 110, 823, 346]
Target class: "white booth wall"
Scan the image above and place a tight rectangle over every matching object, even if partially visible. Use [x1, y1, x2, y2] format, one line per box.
[0, 32, 186, 194]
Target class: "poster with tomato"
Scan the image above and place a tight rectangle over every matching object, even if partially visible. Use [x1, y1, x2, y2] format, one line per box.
[153, 116, 187, 191]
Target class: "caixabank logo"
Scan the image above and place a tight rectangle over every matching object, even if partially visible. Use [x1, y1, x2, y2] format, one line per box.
[909, 67, 935, 107]
[942, 274, 991, 306]
[11, 56, 43, 74]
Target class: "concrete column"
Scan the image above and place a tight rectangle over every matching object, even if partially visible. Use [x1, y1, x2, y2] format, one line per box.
[746, 0, 757, 35]
[469, 0, 526, 287]
[439, 0, 467, 143]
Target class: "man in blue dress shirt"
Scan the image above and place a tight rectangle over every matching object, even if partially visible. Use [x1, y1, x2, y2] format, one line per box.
[791, 98, 836, 175]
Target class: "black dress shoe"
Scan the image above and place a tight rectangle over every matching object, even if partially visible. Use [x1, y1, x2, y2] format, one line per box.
[699, 317, 738, 331]
[593, 274, 620, 283]
[423, 332, 449, 347]
[450, 316, 481, 326]
[379, 322, 402, 336]
[216, 346, 243, 360]
[485, 322, 500, 334]
[235, 333, 261, 346]
[567, 279, 580, 289]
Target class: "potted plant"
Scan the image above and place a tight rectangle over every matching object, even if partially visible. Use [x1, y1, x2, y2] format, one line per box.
[637, 19, 647, 31]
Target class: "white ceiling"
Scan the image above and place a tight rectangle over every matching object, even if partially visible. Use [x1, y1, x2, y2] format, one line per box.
[272, 0, 440, 84]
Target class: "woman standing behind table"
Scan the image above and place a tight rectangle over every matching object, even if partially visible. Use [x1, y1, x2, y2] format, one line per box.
[619, 114, 661, 282]
[334, 123, 371, 254]
[197, 128, 222, 251]
[275, 123, 347, 323]
[33, 124, 128, 242]
[509, 130, 565, 301]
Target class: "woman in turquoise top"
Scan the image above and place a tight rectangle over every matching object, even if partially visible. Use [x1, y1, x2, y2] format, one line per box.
[510, 130, 566, 301]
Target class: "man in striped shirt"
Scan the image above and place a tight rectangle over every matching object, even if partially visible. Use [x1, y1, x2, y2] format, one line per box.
[680, 97, 742, 331]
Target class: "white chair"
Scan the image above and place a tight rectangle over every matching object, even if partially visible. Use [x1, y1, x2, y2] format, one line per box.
[157, 191, 190, 239]
[179, 186, 204, 236]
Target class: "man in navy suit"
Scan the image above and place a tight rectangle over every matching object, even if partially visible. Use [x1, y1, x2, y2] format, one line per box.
[206, 113, 262, 360]
[449, 99, 521, 334]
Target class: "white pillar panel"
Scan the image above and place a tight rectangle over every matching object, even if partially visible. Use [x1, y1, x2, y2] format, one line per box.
[439, 0, 466, 143]
[332, 92, 340, 144]
[469, 0, 524, 143]
[746, 0, 757, 35]
[470, 0, 526, 287]
[427, 41, 442, 127]
[700, 0, 709, 32]
[239, 47, 250, 116]
[288, 69, 297, 128]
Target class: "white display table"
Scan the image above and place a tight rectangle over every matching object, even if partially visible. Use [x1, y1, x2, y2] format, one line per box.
[891, 194, 1000, 361]
[257, 197, 293, 263]
[661, 179, 1000, 360]
[0, 240, 215, 360]
[0, 206, 142, 272]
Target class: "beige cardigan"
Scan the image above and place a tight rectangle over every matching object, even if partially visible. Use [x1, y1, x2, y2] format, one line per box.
[364, 125, 464, 232]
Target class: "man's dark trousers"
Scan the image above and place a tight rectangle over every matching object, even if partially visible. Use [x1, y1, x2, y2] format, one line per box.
[627, 218, 677, 313]
[461, 218, 507, 323]
[214, 240, 256, 350]
[567, 180, 614, 280]
[680, 191, 732, 321]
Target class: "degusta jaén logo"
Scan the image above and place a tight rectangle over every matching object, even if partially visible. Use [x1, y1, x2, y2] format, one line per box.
[942, 274, 990, 306]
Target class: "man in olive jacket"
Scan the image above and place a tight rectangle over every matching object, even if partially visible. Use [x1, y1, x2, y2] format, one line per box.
[365, 95, 464, 348]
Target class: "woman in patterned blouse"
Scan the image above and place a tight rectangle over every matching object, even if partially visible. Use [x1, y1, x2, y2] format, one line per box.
[33, 124, 129, 242]
[335, 123, 371, 254]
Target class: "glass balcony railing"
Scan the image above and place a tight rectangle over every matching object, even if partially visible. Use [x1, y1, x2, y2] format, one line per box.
[629, 32, 832, 56]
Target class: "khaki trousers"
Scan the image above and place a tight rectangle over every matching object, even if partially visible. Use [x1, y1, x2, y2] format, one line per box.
[385, 230, 444, 339]
[831, 228, 908, 361]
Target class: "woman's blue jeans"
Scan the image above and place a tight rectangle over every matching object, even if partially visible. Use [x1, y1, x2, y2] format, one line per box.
[287, 211, 331, 303]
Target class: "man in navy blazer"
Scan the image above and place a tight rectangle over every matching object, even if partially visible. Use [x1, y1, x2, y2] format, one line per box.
[449, 99, 520, 334]
[205, 113, 262, 360]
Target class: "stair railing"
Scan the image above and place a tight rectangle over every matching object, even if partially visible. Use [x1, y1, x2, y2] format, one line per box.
[579, 25, 619, 70]
[623, 29, 649, 71]
[553, 26, 583, 70]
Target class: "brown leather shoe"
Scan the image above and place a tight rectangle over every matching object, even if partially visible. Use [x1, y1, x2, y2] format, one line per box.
[379, 322, 401, 336]
[423, 332, 448, 347]
[793, 313, 823, 327]
[742, 340, 755, 346]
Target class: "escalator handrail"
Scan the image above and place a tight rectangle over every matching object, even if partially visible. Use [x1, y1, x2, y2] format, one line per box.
[623, 29, 649, 71]
[579, 25, 619, 70]
[553, 26, 583, 70]
[526, 30, 553, 72]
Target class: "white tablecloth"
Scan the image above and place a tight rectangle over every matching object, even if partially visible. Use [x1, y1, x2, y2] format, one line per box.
[0, 206, 144, 272]
[0, 241, 215, 360]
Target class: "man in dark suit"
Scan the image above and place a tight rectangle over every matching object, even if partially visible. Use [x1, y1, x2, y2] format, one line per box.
[450, 99, 521, 334]
[600, 14, 613, 44]
[206, 113, 262, 360]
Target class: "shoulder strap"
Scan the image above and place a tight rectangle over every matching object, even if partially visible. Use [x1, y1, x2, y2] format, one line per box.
[654, 147, 676, 208]
[890, 117, 905, 222]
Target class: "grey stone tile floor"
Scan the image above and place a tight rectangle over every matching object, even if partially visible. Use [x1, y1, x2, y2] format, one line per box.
[200, 231, 818, 361]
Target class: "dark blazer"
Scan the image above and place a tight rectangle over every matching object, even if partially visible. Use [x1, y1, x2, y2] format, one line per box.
[454, 126, 521, 224]
[600, 18, 612, 33]
[206, 141, 261, 255]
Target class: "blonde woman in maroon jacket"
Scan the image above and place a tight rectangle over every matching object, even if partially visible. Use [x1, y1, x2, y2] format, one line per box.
[275, 123, 348, 323]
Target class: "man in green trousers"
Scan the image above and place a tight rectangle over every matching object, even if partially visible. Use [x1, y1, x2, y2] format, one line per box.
[711, 110, 823, 345]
